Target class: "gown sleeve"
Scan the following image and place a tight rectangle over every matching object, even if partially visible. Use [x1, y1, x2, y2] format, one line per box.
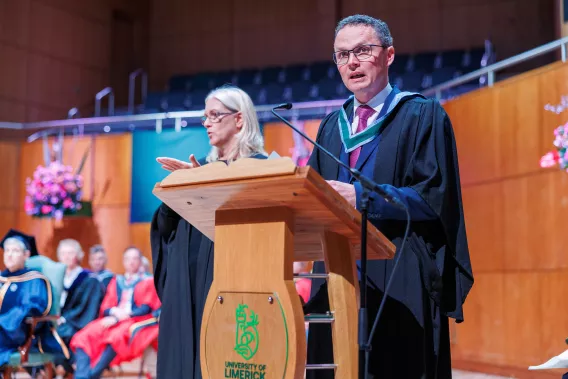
[150, 203, 181, 300]
[60, 276, 104, 331]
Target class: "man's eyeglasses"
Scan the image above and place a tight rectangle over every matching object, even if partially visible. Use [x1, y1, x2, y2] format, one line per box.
[200, 111, 236, 125]
[332, 44, 384, 65]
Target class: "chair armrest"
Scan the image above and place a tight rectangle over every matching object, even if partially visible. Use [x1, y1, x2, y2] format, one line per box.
[18, 315, 60, 364]
[25, 315, 60, 325]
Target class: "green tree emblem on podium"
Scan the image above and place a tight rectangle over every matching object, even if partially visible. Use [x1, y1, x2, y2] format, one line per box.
[234, 304, 259, 360]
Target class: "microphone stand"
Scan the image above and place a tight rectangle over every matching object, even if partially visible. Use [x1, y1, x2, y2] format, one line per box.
[358, 187, 370, 379]
[271, 104, 406, 379]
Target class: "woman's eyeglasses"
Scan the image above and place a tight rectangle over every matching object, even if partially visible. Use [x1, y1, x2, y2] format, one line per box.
[201, 111, 236, 125]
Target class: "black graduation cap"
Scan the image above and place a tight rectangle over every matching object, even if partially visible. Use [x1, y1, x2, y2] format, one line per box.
[1, 229, 39, 256]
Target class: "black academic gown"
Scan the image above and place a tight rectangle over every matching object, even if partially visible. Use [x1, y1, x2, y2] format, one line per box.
[94, 269, 114, 295]
[305, 95, 473, 379]
[57, 270, 105, 345]
[151, 153, 267, 379]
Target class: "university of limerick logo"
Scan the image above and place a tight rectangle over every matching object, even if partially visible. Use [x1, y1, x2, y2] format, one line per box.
[234, 304, 259, 360]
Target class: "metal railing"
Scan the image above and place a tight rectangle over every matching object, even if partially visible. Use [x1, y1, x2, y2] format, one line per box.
[4, 36, 568, 136]
[128, 69, 148, 114]
[7, 99, 346, 136]
[423, 35, 568, 99]
[0, 122, 22, 129]
[94, 87, 115, 117]
[67, 107, 80, 119]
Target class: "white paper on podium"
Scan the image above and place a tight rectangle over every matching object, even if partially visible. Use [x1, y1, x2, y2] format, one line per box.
[529, 349, 568, 370]
[267, 151, 281, 160]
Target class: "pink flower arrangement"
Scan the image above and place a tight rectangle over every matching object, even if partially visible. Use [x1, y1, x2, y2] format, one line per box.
[25, 161, 84, 220]
[540, 121, 568, 170]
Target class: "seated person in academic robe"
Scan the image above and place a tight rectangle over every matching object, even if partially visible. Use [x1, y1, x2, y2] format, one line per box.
[139, 256, 151, 275]
[88, 244, 114, 292]
[54, 239, 105, 373]
[151, 85, 267, 379]
[0, 229, 68, 369]
[70, 247, 161, 379]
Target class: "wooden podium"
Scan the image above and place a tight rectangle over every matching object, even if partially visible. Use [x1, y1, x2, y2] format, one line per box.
[153, 157, 395, 379]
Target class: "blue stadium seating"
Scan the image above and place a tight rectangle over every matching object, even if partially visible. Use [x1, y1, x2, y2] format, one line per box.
[145, 47, 485, 112]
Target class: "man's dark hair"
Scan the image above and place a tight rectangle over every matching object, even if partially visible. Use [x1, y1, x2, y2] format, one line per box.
[335, 14, 393, 47]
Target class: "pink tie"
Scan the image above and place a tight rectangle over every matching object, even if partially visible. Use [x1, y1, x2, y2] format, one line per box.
[349, 105, 376, 168]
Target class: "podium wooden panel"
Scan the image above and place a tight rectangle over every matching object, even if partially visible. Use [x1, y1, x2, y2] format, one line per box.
[155, 157, 394, 261]
[153, 158, 396, 378]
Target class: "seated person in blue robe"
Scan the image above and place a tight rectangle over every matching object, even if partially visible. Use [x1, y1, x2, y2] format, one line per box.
[0, 229, 68, 370]
[54, 239, 104, 375]
[88, 244, 114, 292]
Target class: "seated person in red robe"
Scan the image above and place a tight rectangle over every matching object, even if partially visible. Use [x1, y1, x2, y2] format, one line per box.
[70, 247, 160, 379]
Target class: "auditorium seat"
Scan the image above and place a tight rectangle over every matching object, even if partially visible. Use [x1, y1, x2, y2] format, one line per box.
[441, 50, 464, 69]
[413, 52, 438, 72]
[462, 48, 485, 72]
[400, 71, 426, 92]
[431, 67, 460, 86]
[259, 66, 284, 84]
[389, 54, 408, 76]
[141, 47, 485, 112]
[284, 64, 310, 83]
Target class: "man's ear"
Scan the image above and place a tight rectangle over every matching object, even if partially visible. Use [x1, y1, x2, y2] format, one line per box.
[386, 46, 395, 67]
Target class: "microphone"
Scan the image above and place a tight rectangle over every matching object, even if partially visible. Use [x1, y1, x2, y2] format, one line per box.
[270, 104, 404, 209]
[274, 103, 293, 110]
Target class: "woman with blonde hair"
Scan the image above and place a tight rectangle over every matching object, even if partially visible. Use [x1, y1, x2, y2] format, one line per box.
[151, 85, 266, 379]
[157, 84, 266, 170]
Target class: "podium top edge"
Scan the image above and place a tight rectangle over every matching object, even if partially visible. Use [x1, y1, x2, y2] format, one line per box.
[155, 157, 309, 189]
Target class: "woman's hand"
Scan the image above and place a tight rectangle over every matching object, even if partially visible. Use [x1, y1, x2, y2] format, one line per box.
[156, 154, 201, 172]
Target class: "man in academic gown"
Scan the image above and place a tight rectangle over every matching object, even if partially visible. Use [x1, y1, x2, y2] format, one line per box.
[304, 15, 474, 378]
[71, 247, 160, 379]
[0, 229, 68, 369]
[88, 244, 114, 292]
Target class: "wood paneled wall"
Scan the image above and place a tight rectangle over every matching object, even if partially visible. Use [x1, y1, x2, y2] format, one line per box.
[0, 141, 22, 267]
[148, 0, 555, 90]
[5, 133, 155, 274]
[0, 0, 149, 123]
[262, 120, 321, 158]
[444, 61, 568, 377]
